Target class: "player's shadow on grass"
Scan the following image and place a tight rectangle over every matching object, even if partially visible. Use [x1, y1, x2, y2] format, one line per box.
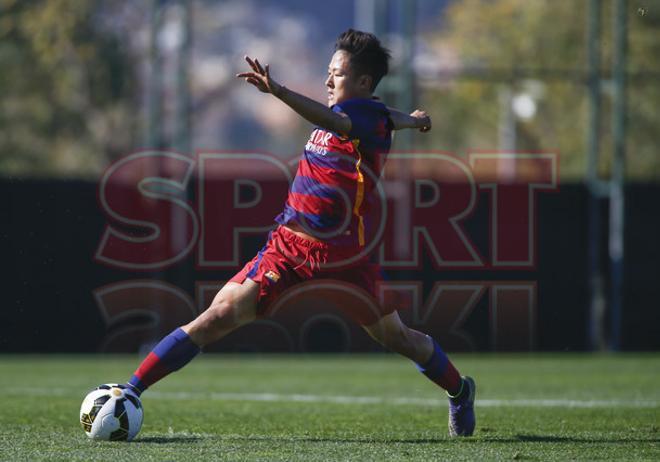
[136, 434, 660, 445]
[504, 434, 660, 444]
[137, 435, 203, 444]
[307, 437, 445, 444]
[255, 435, 660, 445]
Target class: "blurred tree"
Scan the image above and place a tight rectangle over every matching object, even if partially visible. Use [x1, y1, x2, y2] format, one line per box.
[0, 0, 137, 177]
[417, 0, 660, 180]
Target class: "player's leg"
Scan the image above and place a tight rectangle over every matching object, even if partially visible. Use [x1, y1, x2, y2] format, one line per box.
[332, 263, 466, 395]
[182, 279, 259, 346]
[362, 311, 476, 436]
[362, 311, 462, 392]
[126, 279, 259, 395]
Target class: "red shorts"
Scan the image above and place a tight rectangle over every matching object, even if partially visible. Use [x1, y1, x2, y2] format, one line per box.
[229, 225, 394, 325]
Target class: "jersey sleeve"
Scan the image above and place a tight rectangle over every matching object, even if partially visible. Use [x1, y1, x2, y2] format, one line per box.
[332, 99, 387, 141]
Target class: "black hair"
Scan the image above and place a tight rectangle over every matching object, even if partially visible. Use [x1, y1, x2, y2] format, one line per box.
[334, 29, 391, 92]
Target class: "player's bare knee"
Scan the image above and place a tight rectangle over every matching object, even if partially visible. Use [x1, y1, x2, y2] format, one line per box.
[380, 327, 415, 356]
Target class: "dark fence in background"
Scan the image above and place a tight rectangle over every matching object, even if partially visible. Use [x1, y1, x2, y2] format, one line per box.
[1, 178, 658, 352]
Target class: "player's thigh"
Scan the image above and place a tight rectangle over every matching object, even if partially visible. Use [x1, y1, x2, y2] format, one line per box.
[208, 278, 260, 324]
[183, 279, 259, 345]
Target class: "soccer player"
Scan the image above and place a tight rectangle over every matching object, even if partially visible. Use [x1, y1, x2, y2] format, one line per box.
[125, 29, 476, 437]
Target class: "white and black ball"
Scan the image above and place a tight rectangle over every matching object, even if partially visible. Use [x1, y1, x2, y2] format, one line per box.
[79, 384, 143, 441]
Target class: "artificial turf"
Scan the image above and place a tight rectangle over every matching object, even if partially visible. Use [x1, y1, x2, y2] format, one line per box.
[0, 354, 658, 461]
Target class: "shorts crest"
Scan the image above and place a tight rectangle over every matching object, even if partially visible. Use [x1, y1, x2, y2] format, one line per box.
[264, 270, 281, 282]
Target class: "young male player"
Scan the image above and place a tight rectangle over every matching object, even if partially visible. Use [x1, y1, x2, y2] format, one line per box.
[124, 29, 476, 437]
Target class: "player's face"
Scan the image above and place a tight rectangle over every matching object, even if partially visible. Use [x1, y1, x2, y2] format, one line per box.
[325, 50, 371, 106]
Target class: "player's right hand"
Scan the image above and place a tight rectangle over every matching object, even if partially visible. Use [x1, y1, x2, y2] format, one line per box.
[236, 56, 283, 97]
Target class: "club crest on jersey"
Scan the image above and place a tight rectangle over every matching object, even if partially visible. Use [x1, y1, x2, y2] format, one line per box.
[264, 270, 280, 282]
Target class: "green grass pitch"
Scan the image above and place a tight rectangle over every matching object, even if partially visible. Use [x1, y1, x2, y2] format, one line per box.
[0, 354, 658, 461]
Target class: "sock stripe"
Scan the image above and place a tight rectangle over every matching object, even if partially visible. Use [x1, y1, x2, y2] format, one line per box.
[416, 337, 462, 394]
[416, 340, 449, 380]
[133, 352, 170, 386]
[152, 328, 200, 371]
[128, 328, 200, 394]
[127, 377, 146, 394]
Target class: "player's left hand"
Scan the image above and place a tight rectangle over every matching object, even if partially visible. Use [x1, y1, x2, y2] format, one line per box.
[236, 56, 283, 97]
[411, 109, 431, 132]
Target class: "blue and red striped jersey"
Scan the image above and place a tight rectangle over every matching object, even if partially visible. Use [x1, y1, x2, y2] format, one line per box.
[275, 98, 393, 247]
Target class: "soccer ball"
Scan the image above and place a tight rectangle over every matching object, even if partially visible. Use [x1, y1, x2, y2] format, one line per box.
[79, 384, 143, 441]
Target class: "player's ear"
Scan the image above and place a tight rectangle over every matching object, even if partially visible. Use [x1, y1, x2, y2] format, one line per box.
[358, 74, 373, 92]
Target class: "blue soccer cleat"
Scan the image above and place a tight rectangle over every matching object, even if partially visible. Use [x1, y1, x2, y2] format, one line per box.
[448, 376, 476, 437]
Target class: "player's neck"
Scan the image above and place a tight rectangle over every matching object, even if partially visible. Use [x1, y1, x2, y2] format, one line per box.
[337, 92, 373, 104]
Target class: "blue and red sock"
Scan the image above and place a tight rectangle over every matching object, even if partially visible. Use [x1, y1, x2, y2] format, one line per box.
[128, 328, 200, 395]
[416, 336, 462, 396]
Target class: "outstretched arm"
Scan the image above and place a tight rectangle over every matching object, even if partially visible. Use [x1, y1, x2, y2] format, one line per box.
[236, 56, 351, 135]
[237, 55, 431, 135]
[389, 108, 432, 132]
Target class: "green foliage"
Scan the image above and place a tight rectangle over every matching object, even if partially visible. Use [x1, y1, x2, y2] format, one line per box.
[419, 0, 660, 180]
[0, 0, 136, 177]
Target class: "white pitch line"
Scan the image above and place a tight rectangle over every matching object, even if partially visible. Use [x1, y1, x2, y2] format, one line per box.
[150, 391, 659, 409]
[7, 387, 658, 409]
